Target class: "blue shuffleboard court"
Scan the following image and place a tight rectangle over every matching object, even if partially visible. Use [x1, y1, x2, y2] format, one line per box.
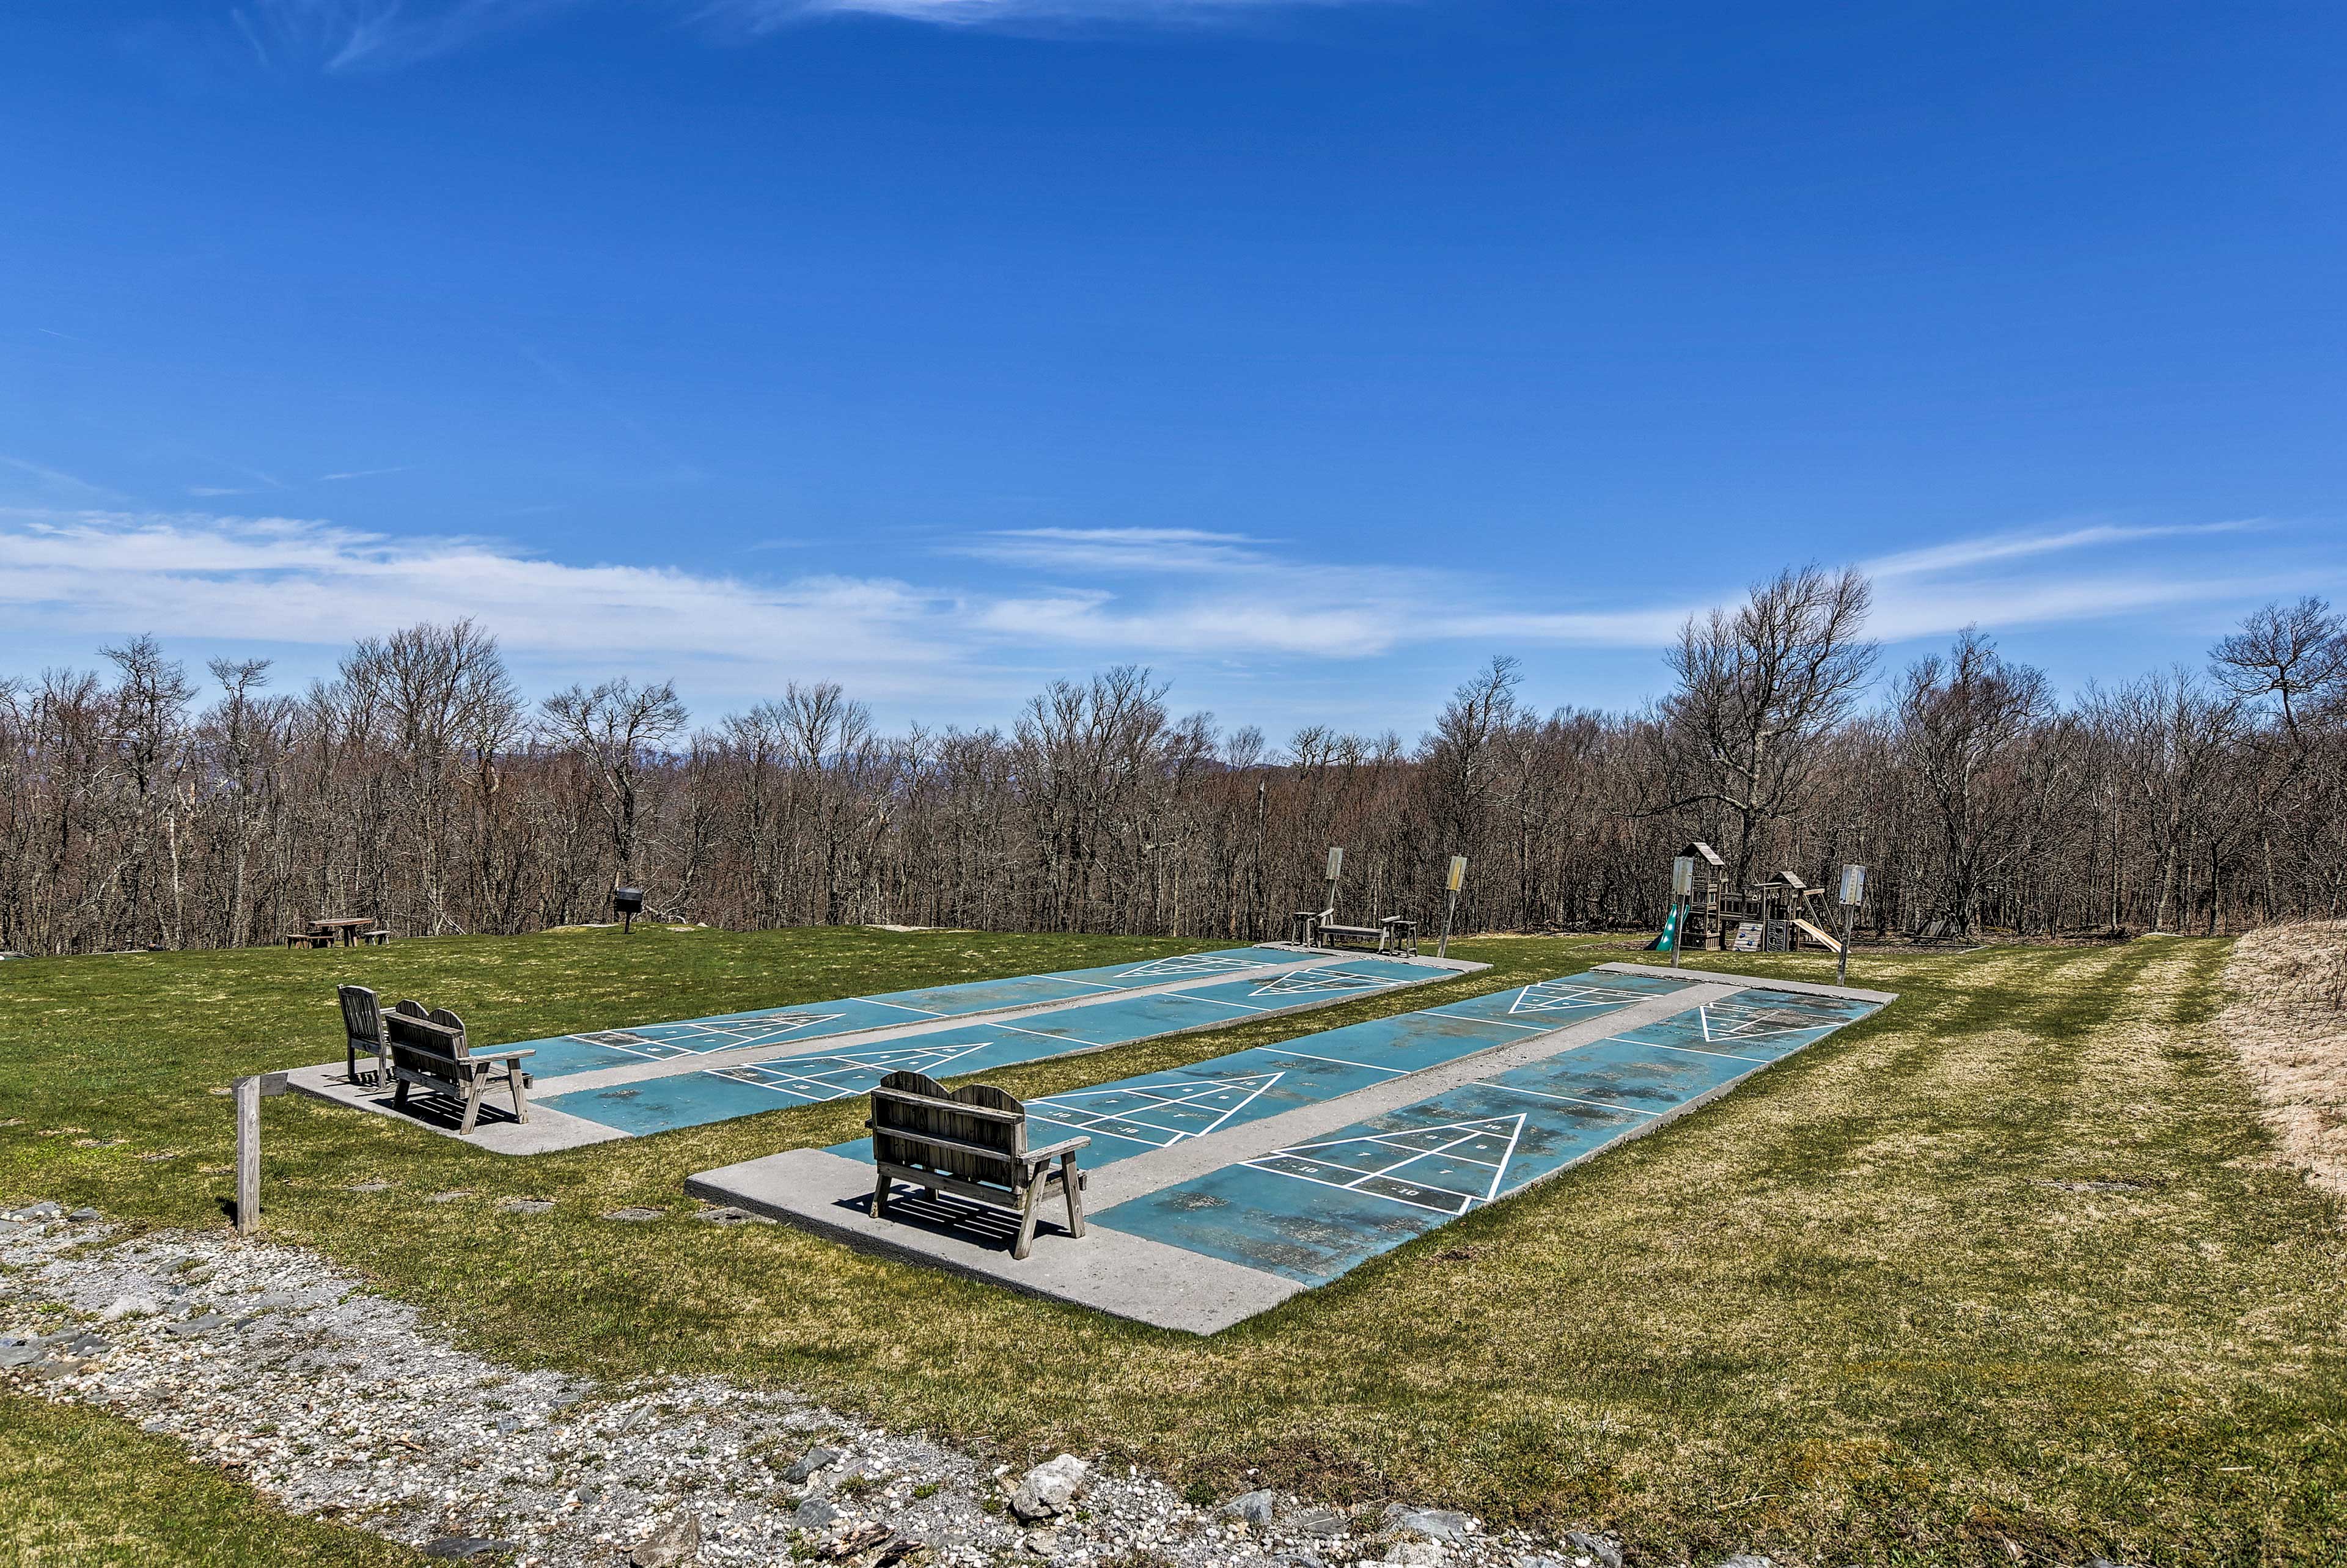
[1091, 984, 1882, 1286]
[537, 953, 1447, 1137]
[512, 945, 1318, 1080]
[823, 965, 1693, 1167]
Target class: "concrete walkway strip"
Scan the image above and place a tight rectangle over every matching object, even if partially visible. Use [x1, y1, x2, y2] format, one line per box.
[1595, 961, 1899, 1005]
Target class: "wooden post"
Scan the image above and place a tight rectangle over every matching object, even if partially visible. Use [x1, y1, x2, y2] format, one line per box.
[1437, 854, 1467, 960]
[232, 1072, 289, 1236]
[1835, 864, 1867, 988]
[234, 1077, 260, 1234]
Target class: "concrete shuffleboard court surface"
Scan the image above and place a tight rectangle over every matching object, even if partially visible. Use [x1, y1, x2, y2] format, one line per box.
[285, 945, 1482, 1152]
[687, 965, 1895, 1333]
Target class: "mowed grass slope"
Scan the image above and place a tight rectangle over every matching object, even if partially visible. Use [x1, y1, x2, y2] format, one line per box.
[2, 928, 2343, 1565]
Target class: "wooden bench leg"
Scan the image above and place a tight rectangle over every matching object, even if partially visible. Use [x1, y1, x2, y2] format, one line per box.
[871, 1168, 892, 1220]
[392, 1078, 410, 1108]
[1060, 1153, 1086, 1240]
[507, 1067, 531, 1125]
[1012, 1178, 1043, 1261]
[458, 1075, 483, 1135]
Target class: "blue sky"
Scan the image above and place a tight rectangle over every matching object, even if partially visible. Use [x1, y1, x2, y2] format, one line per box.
[3, 1, 2341, 735]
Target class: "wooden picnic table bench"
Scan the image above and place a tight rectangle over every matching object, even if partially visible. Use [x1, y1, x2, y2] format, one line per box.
[307, 917, 379, 947]
[383, 1003, 534, 1135]
[865, 1071, 1087, 1260]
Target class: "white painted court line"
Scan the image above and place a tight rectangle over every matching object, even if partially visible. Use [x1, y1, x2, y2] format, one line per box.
[1628, 1038, 1771, 1065]
[1166, 992, 1274, 1014]
[1040, 976, 1124, 992]
[1275, 1049, 1409, 1075]
[859, 998, 947, 1016]
[1422, 1009, 1556, 1032]
[1467, 1081, 1661, 1116]
[1246, 1115, 1527, 1215]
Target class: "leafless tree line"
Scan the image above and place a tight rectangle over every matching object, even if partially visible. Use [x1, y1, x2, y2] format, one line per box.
[3, 566, 2341, 956]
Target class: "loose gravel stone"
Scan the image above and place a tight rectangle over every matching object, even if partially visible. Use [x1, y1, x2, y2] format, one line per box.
[1560, 1530, 1625, 1568]
[1391, 1506, 1474, 1542]
[1010, 1454, 1088, 1521]
[628, 1509, 700, 1566]
[600, 1208, 663, 1222]
[784, 1445, 845, 1483]
[2, 1201, 1598, 1568]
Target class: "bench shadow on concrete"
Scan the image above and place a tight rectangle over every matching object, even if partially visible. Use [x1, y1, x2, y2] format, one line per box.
[837, 1187, 1081, 1256]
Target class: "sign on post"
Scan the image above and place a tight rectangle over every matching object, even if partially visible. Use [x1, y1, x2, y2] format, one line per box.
[1672, 856, 1695, 898]
[1438, 855, 1467, 959]
[1835, 863, 1866, 984]
[1325, 846, 1345, 882]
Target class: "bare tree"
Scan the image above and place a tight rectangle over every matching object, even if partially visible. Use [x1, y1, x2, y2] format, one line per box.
[539, 678, 689, 890]
[1896, 629, 2052, 937]
[1662, 565, 1878, 884]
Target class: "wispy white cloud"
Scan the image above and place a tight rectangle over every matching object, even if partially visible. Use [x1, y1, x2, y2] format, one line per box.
[0, 507, 979, 700]
[705, 0, 1361, 29]
[223, 0, 1364, 69]
[1864, 519, 2261, 581]
[233, 0, 587, 71]
[0, 455, 115, 501]
[0, 507, 2318, 717]
[951, 526, 1273, 574]
[318, 465, 414, 482]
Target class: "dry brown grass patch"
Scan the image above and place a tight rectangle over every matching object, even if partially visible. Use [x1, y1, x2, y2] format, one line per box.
[2219, 918, 2347, 1196]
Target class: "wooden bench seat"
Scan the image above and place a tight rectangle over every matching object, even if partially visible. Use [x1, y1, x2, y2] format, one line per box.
[383, 1003, 534, 1135]
[865, 1071, 1087, 1260]
[283, 931, 333, 950]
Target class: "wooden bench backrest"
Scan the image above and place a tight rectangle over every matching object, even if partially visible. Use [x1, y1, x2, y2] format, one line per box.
[337, 984, 381, 1046]
[386, 1002, 468, 1080]
[870, 1070, 1027, 1189]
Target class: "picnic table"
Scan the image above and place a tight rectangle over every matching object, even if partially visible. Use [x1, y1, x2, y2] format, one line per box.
[307, 917, 383, 947]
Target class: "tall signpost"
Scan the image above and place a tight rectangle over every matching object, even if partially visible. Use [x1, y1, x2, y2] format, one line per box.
[1668, 855, 1695, 969]
[1438, 854, 1468, 959]
[1835, 863, 1866, 986]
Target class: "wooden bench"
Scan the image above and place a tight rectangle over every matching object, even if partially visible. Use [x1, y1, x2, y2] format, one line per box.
[1301, 906, 1411, 953]
[337, 984, 389, 1087]
[384, 1003, 534, 1135]
[356, 928, 391, 945]
[865, 1071, 1087, 1260]
[283, 931, 333, 950]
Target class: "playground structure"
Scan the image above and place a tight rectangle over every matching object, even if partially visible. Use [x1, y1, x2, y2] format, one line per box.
[1664, 842, 1846, 956]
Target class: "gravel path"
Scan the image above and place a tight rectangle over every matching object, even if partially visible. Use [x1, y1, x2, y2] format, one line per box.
[1, 1200, 1626, 1568]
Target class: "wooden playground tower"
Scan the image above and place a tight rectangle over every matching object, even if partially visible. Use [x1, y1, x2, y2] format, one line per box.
[1672, 841, 1845, 955]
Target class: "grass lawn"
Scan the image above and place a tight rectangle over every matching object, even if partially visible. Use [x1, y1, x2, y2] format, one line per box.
[3, 926, 2343, 1566]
